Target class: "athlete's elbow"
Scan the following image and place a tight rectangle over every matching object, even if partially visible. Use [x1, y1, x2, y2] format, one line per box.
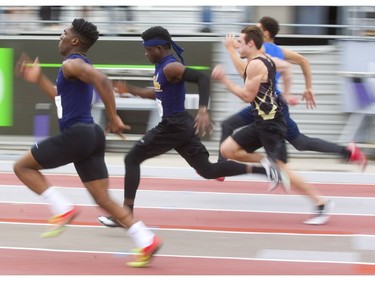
[299, 57, 310, 68]
[241, 93, 254, 103]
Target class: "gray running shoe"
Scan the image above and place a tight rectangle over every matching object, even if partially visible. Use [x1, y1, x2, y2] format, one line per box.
[261, 157, 290, 192]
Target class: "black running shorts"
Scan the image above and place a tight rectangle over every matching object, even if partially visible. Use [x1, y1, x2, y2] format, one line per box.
[232, 116, 288, 163]
[135, 111, 209, 159]
[31, 123, 108, 182]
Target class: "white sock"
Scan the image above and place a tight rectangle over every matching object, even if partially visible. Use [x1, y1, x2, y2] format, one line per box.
[127, 221, 155, 248]
[41, 187, 73, 216]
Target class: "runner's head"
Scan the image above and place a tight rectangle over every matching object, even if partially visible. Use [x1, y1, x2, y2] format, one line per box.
[258, 16, 280, 39]
[71, 18, 99, 51]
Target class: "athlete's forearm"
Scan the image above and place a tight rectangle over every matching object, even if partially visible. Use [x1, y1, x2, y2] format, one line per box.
[299, 58, 313, 90]
[37, 74, 57, 99]
[282, 48, 312, 90]
[222, 75, 254, 103]
[95, 76, 118, 120]
[182, 68, 210, 107]
[126, 84, 155, 99]
[227, 47, 246, 78]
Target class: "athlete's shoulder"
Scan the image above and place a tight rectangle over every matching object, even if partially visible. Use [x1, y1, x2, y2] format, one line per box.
[163, 61, 185, 80]
[263, 42, 284, 59]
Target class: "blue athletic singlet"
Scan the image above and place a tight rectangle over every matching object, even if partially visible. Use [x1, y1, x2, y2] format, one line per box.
[55, 53, 94, 131]
[153, 54, 185, 117]
[263, 42, 285, 95]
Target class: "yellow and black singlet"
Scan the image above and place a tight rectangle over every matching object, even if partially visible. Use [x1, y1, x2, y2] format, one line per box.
[244, 56, 283, 122]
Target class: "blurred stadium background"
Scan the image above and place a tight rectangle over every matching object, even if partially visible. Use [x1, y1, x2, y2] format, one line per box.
[0, 5, 375, 159]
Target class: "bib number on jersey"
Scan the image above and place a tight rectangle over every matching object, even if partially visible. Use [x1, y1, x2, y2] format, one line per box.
[54, 95, 63, 119]
[156, 98, 163, 117]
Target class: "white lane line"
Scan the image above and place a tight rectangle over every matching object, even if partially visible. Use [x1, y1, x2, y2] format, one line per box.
[1, 221, 375, 238]
[1, 184, 375, 200]
[2, 174, 375, 186]
[256, 249, 360, 262]
[0, 200, 374, 217]
[0, 200, 374, 216]
[0, 246, 374, 266]
[2, 184, 375, 199]
[352, 236, 375, 251]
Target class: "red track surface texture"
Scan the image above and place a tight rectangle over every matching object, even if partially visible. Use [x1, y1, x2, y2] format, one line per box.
[1, 173, 374, 276]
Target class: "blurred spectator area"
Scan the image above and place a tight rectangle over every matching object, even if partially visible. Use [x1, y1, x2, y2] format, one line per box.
[0, 6, 375, 37]
[1, 5, 375, 156]
[345, 6, 375, 36]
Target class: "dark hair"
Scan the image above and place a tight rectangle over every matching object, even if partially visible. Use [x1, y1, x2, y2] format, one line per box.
[240, 25, 264, 50]
[258, 16, 279, 39]
[72, 18, 99, 50]
[141, 26, 172, 50]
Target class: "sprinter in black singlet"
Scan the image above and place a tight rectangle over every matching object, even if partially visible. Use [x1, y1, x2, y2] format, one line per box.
[212, 25, 334, 225]
[217, 16, 367, 171]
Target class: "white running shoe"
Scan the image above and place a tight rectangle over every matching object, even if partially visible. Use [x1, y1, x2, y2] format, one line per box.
[304, 200, 334, 225]
[98, 216, 123, 228]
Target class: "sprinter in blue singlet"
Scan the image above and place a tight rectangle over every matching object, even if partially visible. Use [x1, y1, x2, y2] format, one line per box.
[97, 25, 284, 228]
[13, 18, 160, 268]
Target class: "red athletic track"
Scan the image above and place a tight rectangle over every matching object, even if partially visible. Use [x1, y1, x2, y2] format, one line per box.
[1, 172, 375, 275]
[1, 248, 374, 275]
[2, 172, 375, 197]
